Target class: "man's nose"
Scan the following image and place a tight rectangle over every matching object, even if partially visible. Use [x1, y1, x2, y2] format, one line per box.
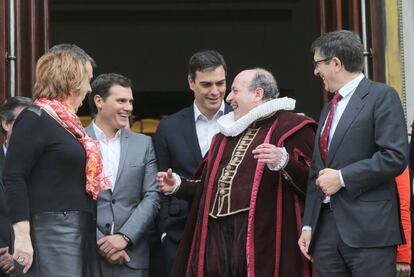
[226, 92, 233, 103]
[125, 102, 133, 112]
[210, 84, 220, 95]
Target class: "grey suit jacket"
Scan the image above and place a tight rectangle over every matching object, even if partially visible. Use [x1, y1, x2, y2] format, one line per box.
[86, 125, 161, 270]
[303, 78, 409, 251]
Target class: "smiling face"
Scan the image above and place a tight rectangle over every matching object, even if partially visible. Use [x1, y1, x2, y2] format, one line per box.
[226, 70, 263, 120]
[313, 51, 338, 93]
[94, 84, 134, 137]
[188, 65, 226, 119]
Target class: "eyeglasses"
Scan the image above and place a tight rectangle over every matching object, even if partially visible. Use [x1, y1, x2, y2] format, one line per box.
[313, 57, 333, 67]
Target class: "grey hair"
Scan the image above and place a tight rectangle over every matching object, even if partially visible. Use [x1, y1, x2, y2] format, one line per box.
[48, 43, 96, 67]
[310, 30, 364, 73]
[248, 68, 279, 100]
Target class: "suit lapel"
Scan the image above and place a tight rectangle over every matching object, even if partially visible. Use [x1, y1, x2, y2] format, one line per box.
[183, 103, 232, 163]
[224, 103, 232, 114]
[113, 129, 128, 192]
[182, 106, 203, 163]
[327, 78, 369, 165]
[85, 124, 112, 198]
[85, 124, 96, 139]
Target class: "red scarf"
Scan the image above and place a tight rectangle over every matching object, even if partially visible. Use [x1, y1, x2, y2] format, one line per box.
[34, 98, 111, 200]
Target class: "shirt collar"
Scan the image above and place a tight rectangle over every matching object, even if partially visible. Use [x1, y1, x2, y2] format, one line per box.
[193, 101, 225, 122]
[338, 73, 364, 98]
[218, 97, 296, 137]
[92, 121, 121, 142]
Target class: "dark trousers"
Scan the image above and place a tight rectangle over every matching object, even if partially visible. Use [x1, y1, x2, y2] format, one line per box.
[149, 235, 166, 277]
[161, 236, 178, 277]
[313, 206, 396, 277]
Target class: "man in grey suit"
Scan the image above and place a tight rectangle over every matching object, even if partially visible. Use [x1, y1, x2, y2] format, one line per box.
[86, 73, 160, 277]
[298, 30, 409, 276]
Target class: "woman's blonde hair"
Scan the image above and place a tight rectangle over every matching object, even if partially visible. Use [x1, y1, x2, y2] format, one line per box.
[33, 51, 90, 99]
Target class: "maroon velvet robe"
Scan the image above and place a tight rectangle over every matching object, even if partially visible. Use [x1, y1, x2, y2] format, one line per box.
[173, 111, 316, 277]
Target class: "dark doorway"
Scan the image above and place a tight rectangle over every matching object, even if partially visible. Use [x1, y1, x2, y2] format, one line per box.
[50, 0, 321, 120]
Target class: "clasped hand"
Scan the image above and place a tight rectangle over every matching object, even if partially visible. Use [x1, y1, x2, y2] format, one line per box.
[316, 168, 341, 196]
[97, 234, 130, 265]
[0, 247, 14, 275]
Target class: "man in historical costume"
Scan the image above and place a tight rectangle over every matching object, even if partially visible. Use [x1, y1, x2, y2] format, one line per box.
[157, 68, 315, 276]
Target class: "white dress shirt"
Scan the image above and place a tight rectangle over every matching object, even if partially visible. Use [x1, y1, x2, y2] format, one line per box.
[93, 122, 121, 191]
[194, 101, 225, 157]
[161, 102, 225, 242]
[302, 74, 365, 232]
[321, 73, 364, 203]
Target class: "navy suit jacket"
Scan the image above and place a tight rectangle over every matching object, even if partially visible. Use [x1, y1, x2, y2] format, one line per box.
[153, 103, 231, 243]
[303, 78, 409, 251]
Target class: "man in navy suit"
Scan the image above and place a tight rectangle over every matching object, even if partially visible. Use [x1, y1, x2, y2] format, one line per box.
[152, 49, 231, 276]
[0, 97, 32, 277]
[299, 30, 409, 276]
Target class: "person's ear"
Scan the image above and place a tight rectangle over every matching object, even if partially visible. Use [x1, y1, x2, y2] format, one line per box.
[94, 95, 104, 110]
[332, 57, 343, 72]
[255, 87, 265, 102]
[68, 90, 77, 97]
[1, 120, 11, 134]
[188, 75, 195, 91]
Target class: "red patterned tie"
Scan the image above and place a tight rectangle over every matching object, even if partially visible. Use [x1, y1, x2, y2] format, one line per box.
[320, 92, 343, 164]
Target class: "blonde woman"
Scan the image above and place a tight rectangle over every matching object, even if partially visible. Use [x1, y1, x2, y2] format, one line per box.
[4, 50, 110, 276]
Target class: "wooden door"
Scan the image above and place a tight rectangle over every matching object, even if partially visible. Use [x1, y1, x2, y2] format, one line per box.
[318, 0, 385, 102]
[0, 0, 49, 102]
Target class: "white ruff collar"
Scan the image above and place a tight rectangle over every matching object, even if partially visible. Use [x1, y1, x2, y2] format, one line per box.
[218, 97, 296, 137]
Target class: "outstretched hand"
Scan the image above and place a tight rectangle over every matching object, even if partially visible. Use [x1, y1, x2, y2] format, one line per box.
[156, 168, 177, 193]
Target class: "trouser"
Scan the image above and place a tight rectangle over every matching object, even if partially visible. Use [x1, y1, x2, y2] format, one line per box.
[312, 205, 396, 277]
